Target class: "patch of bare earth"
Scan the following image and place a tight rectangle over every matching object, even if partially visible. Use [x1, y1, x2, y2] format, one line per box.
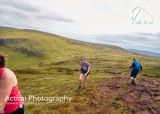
[92, 76, 160, 114]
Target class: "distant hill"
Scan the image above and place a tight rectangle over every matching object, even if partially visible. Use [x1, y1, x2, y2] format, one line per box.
[0, 27, 133, 68]
[0, 27, 159, 73]
[128, 49, 160, 57]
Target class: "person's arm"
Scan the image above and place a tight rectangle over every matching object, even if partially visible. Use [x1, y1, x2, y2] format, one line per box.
[85, 63, 90, 75]
[0, 70, 13, 113]
[86, 67, 90, 75]
[78, 63, 82, 74]
[129, 62, 134, 70]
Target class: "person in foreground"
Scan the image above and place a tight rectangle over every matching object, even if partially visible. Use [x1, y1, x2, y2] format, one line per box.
[79, 58, 90, 89]
[0, 52, 24, 114]
[129, 58, 142, 85]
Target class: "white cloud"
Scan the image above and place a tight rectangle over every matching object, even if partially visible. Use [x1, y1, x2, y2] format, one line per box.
[0, 0, 160, 52]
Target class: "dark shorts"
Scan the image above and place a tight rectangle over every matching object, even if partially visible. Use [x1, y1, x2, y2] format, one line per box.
[130, 70, 139, 78]
[9, 105, 24, 114]
[81, 70, 90, 76]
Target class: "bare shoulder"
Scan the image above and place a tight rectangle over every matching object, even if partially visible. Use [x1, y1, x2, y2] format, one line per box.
[2, 68, 16, 79]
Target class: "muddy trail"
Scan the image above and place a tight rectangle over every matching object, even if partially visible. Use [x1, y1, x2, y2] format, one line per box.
[88, 76, 160, 114]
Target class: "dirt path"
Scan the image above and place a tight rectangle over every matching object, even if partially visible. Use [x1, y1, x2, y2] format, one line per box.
[90, 76, 160, 114]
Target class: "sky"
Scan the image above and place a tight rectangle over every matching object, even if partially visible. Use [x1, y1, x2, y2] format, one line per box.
[0, 0, 160, 53]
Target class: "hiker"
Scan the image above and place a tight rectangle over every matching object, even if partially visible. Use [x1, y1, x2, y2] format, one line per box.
[79, 58, 90, 89]
[129, 58, 142, 85]
[0, 52, 24, 114]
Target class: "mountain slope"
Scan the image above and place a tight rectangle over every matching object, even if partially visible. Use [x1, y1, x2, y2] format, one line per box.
[0, 27, 159, 76]
[0, 27, 160, 114]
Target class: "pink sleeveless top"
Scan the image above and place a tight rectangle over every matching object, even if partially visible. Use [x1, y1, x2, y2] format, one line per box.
[0, 68, 24, 114]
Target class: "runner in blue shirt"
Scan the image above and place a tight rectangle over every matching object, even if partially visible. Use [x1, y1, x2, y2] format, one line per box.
[129, 58, 142, 85]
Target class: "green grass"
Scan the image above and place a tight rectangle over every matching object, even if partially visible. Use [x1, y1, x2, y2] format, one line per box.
[17, 73, 109, 114]
[0, 27, 160, 113]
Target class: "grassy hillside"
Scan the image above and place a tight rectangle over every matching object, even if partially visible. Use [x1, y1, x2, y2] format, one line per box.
[0, 27, 160, 114]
